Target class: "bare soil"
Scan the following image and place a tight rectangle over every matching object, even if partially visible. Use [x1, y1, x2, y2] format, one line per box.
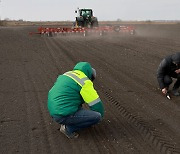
[0, 24, 180, 154]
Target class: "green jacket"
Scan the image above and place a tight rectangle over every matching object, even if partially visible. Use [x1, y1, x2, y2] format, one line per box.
[47, 62, 104, 117]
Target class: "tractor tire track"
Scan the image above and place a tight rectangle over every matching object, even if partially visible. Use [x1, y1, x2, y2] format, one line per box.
[96, 83, 180, 154]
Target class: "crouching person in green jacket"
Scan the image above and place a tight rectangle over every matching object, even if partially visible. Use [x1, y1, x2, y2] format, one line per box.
[47, 62, 104, 139]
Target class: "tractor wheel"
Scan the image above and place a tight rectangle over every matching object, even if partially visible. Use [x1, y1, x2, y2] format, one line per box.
[76, 20, 83, 27]
[91, 21, 98, 28]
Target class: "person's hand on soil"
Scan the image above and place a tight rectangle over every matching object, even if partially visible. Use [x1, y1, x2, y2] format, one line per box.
[175, 69, 180, 74]
[162, 88, 167, 95]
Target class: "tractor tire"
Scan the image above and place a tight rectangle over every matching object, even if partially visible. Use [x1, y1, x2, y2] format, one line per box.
[76, 17, 84, 27]
[91, 21, 98, 28]
[79, 21, 85, 27]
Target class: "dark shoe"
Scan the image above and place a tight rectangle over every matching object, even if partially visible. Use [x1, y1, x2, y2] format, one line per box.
[60, 125, 79, 139]
[171, 89, 180, 96]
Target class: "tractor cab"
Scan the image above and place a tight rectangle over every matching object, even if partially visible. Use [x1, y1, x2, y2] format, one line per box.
[75, 8, 93, 17]
[75, 8, 98, 28]
[80, 9, 93, 17]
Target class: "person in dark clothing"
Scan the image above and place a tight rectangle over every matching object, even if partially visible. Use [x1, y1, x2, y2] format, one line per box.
[157, 52, 180, 96]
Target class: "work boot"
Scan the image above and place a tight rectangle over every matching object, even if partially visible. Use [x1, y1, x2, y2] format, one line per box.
[60, 125, 79, 139]
[171, 88, 180, 96]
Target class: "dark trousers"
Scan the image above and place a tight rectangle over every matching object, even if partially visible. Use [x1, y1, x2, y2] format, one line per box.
[164, 74, 180, 89]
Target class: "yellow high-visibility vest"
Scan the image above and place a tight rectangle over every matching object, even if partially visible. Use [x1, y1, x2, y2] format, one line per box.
[63, 70, 101, 106]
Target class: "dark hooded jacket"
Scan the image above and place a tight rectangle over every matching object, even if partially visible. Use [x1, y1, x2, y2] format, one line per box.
[157, 52, 180, 89]
[48, 62, 104, 117]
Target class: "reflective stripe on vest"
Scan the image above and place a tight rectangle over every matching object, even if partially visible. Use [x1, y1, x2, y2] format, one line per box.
[88, 97, 101, 106]
[64, 71, 89, 87]
[63, 70, 100, 106]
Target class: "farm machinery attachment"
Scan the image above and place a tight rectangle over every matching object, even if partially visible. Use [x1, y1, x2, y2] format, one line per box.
[29, 25, 135, 37]
[29, 8, 135, 37]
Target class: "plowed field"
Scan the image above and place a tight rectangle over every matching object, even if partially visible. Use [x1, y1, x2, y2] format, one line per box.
[0, 24, 180, 154]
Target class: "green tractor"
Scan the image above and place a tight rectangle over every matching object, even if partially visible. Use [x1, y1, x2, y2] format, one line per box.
[75, 8, 98, 28]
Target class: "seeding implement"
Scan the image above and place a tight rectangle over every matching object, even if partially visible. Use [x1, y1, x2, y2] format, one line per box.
[30, 25, 135, 37]
[29, 8, 135, 37]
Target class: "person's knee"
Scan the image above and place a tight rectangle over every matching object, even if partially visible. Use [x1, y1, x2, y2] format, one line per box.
[52, 116, 64, 124]
[93, 112, 102, 124]
[164, 75, 172, 86]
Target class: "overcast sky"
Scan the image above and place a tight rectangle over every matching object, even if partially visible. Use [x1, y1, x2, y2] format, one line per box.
[0, 0, 180, 21]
